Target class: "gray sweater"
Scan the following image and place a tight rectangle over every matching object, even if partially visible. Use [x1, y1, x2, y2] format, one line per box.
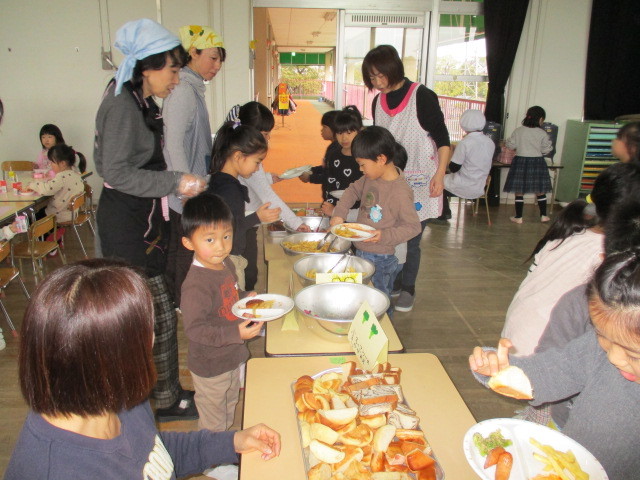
[94, 81, 181, 198]
[163, 67, 212, 213]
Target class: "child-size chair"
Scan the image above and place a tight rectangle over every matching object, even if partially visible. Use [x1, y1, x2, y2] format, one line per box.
[456, 175, 492, 227]
[12, 215, 66, 282]
[57, 192, 94, 258]
[0, 240, 30, 337]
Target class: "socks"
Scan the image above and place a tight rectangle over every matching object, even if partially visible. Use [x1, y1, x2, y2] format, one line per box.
[515, 195, 524, 218]
[537, 194, 547, 216]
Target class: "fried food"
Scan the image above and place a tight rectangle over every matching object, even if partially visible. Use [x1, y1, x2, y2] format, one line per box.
[283, 240, 335, 253]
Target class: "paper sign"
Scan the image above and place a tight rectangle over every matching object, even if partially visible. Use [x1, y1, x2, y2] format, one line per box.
[348, 301, 388, 371]
[315, 272, 362, 284]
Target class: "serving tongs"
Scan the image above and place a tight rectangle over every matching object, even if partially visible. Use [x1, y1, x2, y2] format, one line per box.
[328, 252, 352, 273]
[315, 230, 333, 250]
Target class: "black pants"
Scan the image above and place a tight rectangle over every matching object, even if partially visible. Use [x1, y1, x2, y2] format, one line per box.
[441, 189, 454, 217]
[165, 209, 194, 306]
[244, 226, 259, 291]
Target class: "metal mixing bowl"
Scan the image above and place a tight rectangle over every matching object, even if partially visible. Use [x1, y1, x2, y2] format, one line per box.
[294, 283, 390, 338]
[279, 232, 351, 258]
[284, 216, 330, 234]
[293, 253, 375, 287]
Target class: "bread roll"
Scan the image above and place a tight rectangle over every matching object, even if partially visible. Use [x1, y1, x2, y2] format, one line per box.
[309, 439, 345, 464]
[307, 462, 331, 480]
[318, 407, 358, 429]
[487, 365, 533, 400]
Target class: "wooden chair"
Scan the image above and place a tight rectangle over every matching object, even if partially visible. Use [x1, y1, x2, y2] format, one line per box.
[0, 241, 30, 337]
[12, 215, 66, 282]
[57, 193, 94, 258]
[456, 175, 492, 226]
[1, 161, 33, 172]
[82, 182, 97, 229]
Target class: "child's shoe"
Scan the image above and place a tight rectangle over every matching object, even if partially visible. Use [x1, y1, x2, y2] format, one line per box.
[510, 216, 523, 224]
[540, 215, 550, 223]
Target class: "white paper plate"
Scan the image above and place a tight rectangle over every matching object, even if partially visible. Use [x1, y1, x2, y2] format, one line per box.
[231, 294, 294, 321]
[463, 418, 608, 480]
[330, 223, 375, 241]
[329, 189, 345, 199]
[19, 190, 37, 196]
[280, 165, 312, 179]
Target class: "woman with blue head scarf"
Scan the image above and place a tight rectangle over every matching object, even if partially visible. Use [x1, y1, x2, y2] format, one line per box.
[94, 19, 205, 422]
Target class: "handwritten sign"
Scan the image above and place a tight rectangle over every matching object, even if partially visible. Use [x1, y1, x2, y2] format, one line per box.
[315, 272, 362, 284]
[348, 301, 388, 371]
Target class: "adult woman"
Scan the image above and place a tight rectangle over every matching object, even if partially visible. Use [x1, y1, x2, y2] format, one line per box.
[5, 259, 280, 479]
[362, 44, 451, 312]
[163, 25, 225, 304]
[94, 19, 205, 422]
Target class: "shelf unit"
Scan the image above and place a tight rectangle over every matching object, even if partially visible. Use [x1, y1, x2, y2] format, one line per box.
[556, 120, 622, 202]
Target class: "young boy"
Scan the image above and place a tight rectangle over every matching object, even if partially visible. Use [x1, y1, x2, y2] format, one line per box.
[180, 192, 263, 432]
[330, 126, 421, 314]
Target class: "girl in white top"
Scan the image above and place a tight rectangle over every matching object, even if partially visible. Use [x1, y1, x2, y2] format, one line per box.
[502, 162, 640, 355]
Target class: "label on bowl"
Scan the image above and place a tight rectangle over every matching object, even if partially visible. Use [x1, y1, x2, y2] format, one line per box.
[315, 272, 362, 284]
[347, 301, 388, 371]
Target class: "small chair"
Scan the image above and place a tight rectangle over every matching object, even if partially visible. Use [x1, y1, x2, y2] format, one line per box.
[82, 182, 97, 229]
[1, 161, 33, 172]
[0, 240, 30, 337]
[57, 192, 94, 258]
[456, 175, 492, 226]
[12, 215, 66, 282]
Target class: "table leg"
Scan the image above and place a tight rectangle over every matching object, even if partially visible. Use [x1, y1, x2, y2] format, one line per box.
[550, 168, 560, 215]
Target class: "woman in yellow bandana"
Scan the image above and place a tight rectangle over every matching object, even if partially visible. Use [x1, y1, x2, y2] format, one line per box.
[163, 25, 226, 305]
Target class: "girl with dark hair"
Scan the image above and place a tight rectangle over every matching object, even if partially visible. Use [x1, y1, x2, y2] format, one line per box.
[470, 248, 640, 480]
[207, 122, 281, 288]
[362, 44, 451, 313]
[300, 105, 364, 217]
[5, 259, 281, 479]
[502, 162, 640, 356]
[35, 124, 65, 172]
[94, 19, 207, 422]
[611, 121, 640, 163]
[503, 106, 553, 223]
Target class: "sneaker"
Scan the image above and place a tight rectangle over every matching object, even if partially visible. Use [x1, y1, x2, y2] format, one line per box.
[394, 291, 415, 312]
[510, 216, 523, 224]
[390, 289, 402, 298]
[155, 394, 199, 423]
[426, 217, 449, 225]
[540, 215, 551, 223]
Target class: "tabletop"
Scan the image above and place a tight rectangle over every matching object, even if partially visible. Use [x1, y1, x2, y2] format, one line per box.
[240, 353, 478, 479]
[0, 201, 35, 224]
[0, 171, 93, 203]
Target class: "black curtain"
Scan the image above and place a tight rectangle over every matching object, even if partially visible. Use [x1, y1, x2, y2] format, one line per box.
[585, 0, 640, 120]
[484, 0, 530, 123]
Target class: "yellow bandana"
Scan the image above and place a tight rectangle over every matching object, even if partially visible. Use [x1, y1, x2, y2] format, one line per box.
[179, 25, 223, 51]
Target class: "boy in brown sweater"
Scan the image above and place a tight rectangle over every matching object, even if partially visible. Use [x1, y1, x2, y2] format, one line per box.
[181, 193, 263, 431]
[330, 126, 421, 314]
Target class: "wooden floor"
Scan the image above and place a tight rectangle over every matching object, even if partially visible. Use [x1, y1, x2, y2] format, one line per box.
[0, 203, 555, 475]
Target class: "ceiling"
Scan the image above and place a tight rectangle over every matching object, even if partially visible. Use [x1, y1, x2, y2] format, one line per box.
[266, 8, 337, 53]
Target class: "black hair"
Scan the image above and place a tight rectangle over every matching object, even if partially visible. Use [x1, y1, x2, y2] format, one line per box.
[616, 122, 640, 163]
[361, 45, 405, 91]
[321, 110, 340, 132]
[210, 122, 268, 174]
[181, 192, 233, 238]
[604, 201, 640, 255]
[238, 101, 275, 133]
[130, 45, 187, 93]
[0, 98, 4, 126]
[521, 106, 546, 128]
[333, 105, 363, 134]
[39, 124, 65, 147]
[187, 46, 226, 64]
[394, 142, 408, 171]
[47, 144, 87, 173]
[351, 126, 397, 165]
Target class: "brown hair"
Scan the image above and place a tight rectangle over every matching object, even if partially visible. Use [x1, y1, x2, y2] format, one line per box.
[361, 45, 405, 91]
[19, 259, 156, 416]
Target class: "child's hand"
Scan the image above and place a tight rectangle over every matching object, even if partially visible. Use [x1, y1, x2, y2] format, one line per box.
[257, 202, 281, 224]
[239, 319, 263, 339]
[245, 291, 257, 297]
[469, 338, 512, 377]
[321, 201, 335, 216]
[329, 216, 344, 227]
[234, 423, 281, 460]
[270, 173, 282, 184]
[362, 230, 381, 243]
[299, 172, 311, 183]
[9, 221, 20, 233]
[297, 224, 312, 232]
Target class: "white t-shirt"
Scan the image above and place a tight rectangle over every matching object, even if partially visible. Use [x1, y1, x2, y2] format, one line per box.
[443, 131, 494, 199]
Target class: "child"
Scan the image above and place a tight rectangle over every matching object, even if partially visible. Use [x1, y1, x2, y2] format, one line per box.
[34, 124, 65, 172]
[330, 126, 421, 311]
[301, 105, 364, 217]
[503, 106, 553, 223]
[501, 162, 640, 356]
[611, 121, 640, 163]
[320, 110, 339, 143]
[207, 122, 281, 289]
[180, 193, 264, 432]
[439, 109, 495, 222]
[5, 259, 280, 478]
[470, 248, 640, 480]
[27, 144, 85, 223]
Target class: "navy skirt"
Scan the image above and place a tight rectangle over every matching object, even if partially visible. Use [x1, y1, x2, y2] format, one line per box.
[503, 156, 552, 193]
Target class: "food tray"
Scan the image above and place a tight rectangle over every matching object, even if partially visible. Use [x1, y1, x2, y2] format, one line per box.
[292, 367, 445, 479]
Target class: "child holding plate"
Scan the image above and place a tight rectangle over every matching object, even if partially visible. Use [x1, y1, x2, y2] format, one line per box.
[330, 126, 421, 313]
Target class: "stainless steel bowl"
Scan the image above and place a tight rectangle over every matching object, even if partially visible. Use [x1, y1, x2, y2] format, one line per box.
[294, 283, 390, 339]
[293, 253, 375, 287]
[279, 232, 351, 258]
[284, 216, 330, 234]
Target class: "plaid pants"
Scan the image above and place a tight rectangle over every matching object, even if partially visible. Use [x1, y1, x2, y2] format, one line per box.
[147, 275, 181, 409]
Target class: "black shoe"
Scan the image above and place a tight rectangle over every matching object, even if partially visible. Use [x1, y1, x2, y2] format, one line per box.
[426, 216, 449, 225]
[442, 212, 452, 220]
[179, 388, 196, 400]
[155, 394, 199, 423]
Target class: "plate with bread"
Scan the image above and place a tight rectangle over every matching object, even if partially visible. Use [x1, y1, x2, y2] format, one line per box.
[19, 189, 37, 196]
[463, 418, 607, 480]
[231, 294, 294, 321]
[292, 361, 444, 480]
[330, 223, 376, 241]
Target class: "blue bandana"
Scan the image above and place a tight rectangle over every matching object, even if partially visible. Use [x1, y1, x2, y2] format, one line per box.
[113, 19, 180, 95]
